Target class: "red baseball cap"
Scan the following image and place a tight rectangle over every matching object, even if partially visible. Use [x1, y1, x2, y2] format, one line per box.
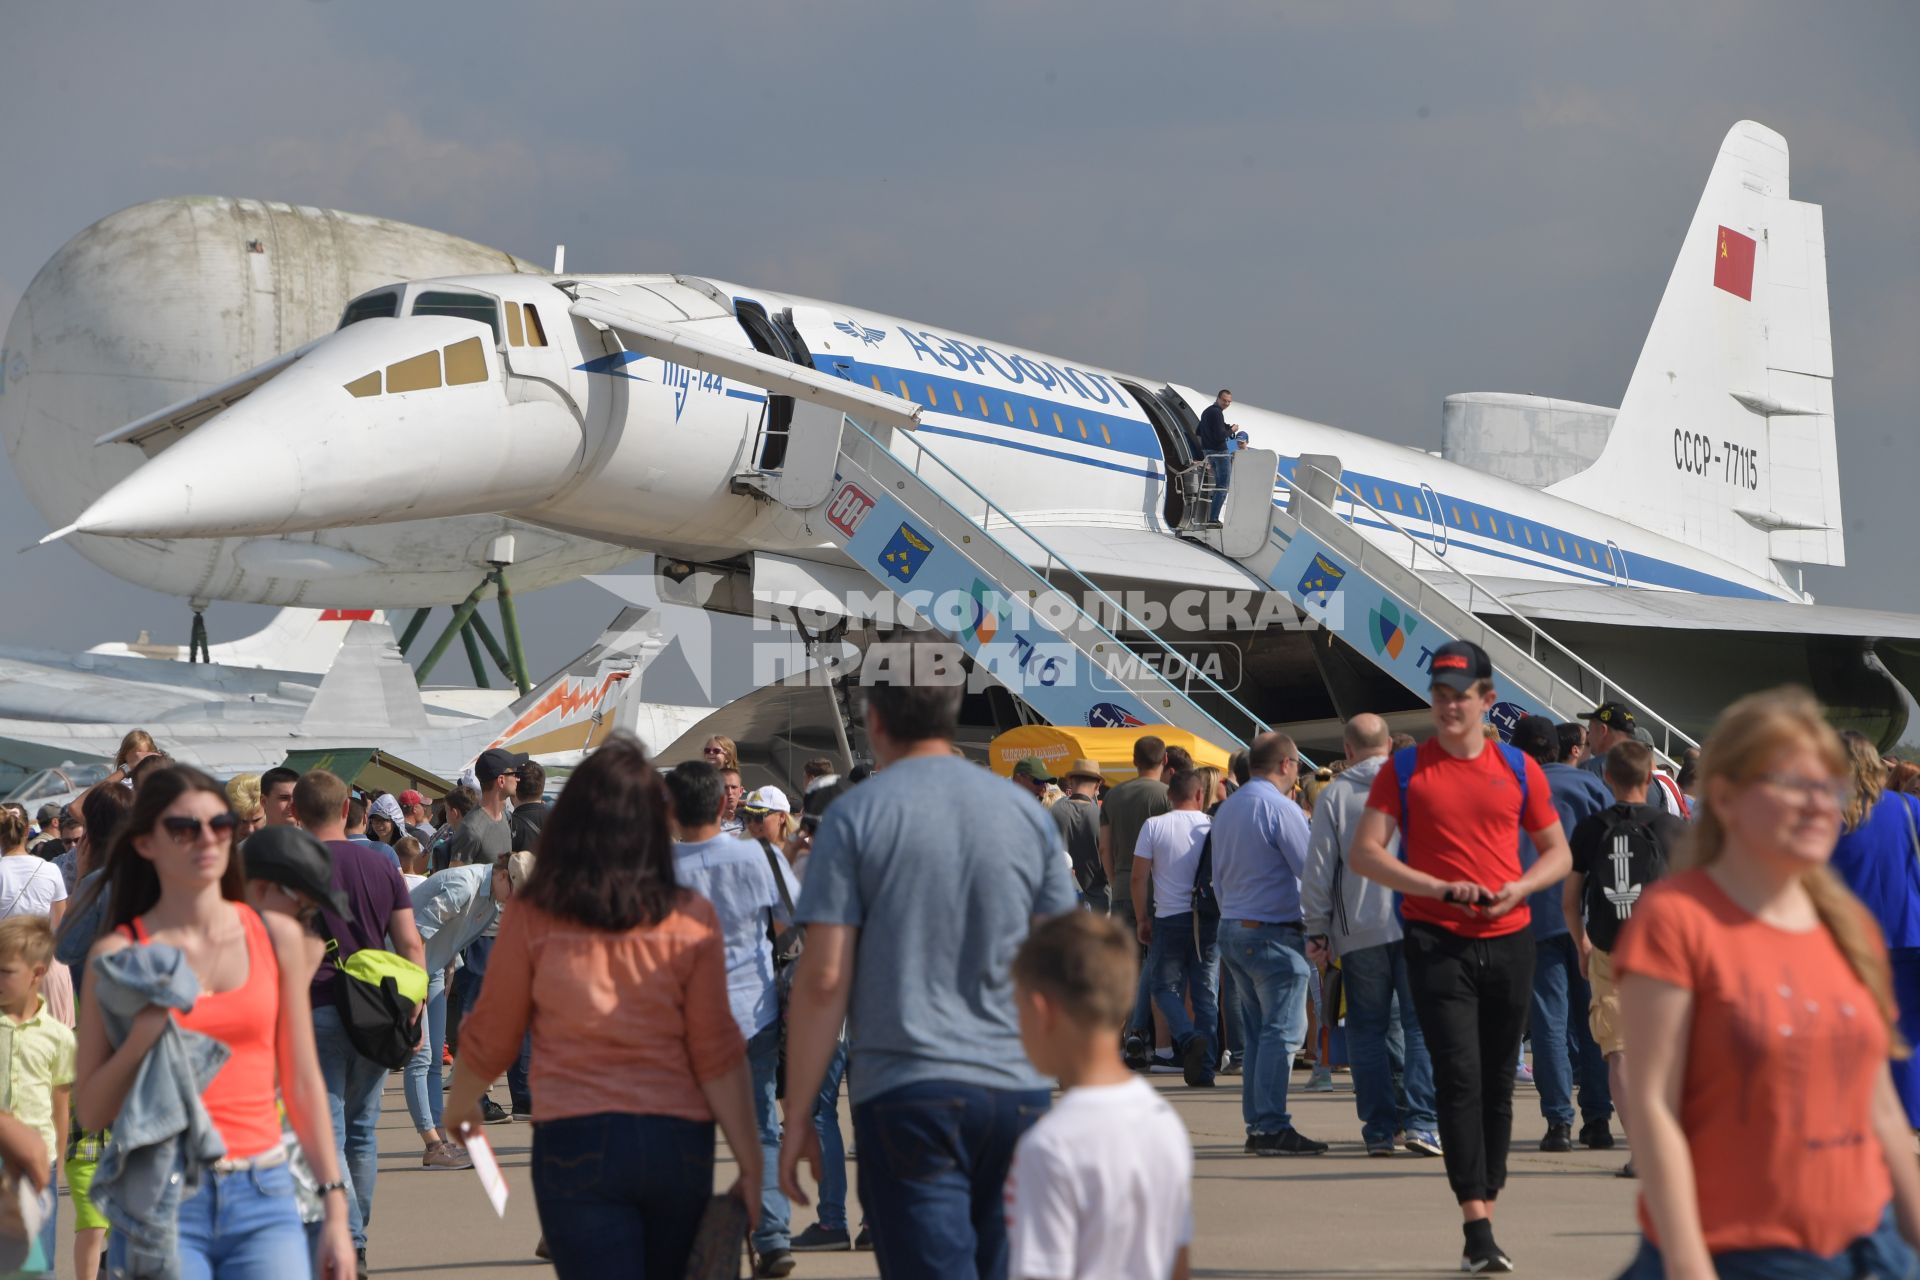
[398, 789, 426, 807]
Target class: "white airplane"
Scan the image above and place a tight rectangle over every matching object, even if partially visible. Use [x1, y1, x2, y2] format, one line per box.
[0, 608, 715, 783]
[49, 122, 1920, 746]
[0, 196, 636, 614]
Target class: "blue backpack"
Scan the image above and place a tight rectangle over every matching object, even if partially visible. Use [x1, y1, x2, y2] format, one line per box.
[1390, 742, 1530, 861]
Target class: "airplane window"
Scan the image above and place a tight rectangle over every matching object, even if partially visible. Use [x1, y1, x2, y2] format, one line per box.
[1556, 535, 1568, 555]
[1470, 511, 1481, 531]
[978, 395, 991, 417]
[1099, 423, 1111, 444]
[952, 389, 965, 413]
[1003, 402, 1014, 423]
[1393, 491, 1404, 512]
[925, 384, 938, 404]
[1523, 527, 1533, 545]
[443, 337, 488, 386]
[386, 350, 442, 394]
[344, 372, 381, 399]
[505, 302, 526, 347]
[1450, 505, 1461, 526]
[523, 304, 548, 346]
[1506, 520, 1516, 540]
[1029, 407, 1040, 429]
[1076, 418, 1088, 439]
[871, 375, 884, 391]
[1412, 495, 1425, 517]
[898, 379, 911, 399]
[1053, 412, 1065, 434]
[339, 292, 399, 329]
[413, 292, 501, 343]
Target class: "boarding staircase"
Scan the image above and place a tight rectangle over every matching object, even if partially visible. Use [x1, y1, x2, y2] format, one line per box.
[735, 403, 1275, 748]
[1199, 448, 1698, 761]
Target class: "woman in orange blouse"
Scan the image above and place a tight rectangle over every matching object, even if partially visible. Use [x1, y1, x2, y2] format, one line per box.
[447, 734, 760, 1279]
[1616, 689, 1920, 1279]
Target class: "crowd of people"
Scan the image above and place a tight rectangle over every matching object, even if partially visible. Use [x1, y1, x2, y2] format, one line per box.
[1, 654, 1918, 1279]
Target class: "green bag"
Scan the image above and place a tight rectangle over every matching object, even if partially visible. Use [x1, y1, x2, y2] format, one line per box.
[322, 929, 427, 1071]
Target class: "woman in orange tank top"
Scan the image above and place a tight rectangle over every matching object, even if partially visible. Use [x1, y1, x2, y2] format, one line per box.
[73, 766, 356, 1280]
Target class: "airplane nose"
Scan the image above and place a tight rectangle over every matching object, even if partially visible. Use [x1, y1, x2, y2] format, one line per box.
[55, 319, 586, 541]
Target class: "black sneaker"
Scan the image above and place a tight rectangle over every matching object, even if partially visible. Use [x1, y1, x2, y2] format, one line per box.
[1539, 1121, 1572, 1152]
[1461, 1240, 1515, 1273]
[1616, 1159, 1637, 1179]
[1254, 1127, 1329, 1157]
[1579, 1118, 1615, 1149]
[1243, 1134, 1257, 1153]
[853, 1226, 874, 1251]
[754, 1248, 796, 1278]
[1123, 1033, 1149, 1071]
[355, 1247, 369, 1280]
[480, 1097, 512, 1125]
[1181, 1038, 1215, 1088]
[791, 1224, 852, 1252]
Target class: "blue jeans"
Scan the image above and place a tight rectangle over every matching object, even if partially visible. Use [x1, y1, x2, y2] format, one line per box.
[1343, 940, 1438, 1144]
[108, 1162, 308, 1280]
[451, 951, 533, 1112]
[1147, 912, 1221, 1063]
[1112, 897, 1155, 1042]
[812, 1039, 850, 1231]
[532, 1113, 714, 1280]
[746, 1021, 791, 1253]
[403, 969, 448, 1134]
[1618, 1208, 1918, 1279]
[312, 1003, 389, 1249]
[1530, 933, 1612, 1125]
[852, 1081, 1049, 1280]
[1218, 920, 1312, 1135]
[1219, 965, 1246, 1056]
[1206, 451, 1232, 520]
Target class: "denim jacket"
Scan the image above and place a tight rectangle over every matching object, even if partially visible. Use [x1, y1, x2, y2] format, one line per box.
[90, 941, 231, 1280]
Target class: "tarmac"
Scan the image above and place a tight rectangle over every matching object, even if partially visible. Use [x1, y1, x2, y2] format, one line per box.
[221, 1066, 1647, 1280]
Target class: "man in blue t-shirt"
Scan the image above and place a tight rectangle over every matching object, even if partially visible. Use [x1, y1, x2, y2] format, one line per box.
[1511, 716, 1615, 1154]
[779, 675, 1075, 1280]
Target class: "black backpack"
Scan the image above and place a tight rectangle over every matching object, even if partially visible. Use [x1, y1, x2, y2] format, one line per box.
[1190, 831, 1220, 923]
[1583, 807, 1670, 952]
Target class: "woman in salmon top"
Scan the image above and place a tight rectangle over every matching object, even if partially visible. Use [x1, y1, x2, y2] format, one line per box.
[446, 734, 760, 1280]
[73, 766, 355, 1279]
[1616, 689, 1920, 1279]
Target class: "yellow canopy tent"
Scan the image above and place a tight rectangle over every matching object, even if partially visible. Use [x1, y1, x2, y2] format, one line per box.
[985, 725, 1232, 784]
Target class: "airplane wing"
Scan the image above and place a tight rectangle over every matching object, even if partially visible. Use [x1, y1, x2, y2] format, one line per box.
[1430, 577, 1920, 639]
[569, 300, 925, 429]
[94, 338, 323, 455]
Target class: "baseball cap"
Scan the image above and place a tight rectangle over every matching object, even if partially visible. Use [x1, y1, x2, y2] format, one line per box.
[741, 787, 792, 816]
[369, 794, 405, 826]
[1063, 758, 1105, 783]
[1011, 757, 1056, 783]
[1427, 640, 1492, 694]
[240, 826, 352, 917]
[475, 748, 531, 787]
[1583, 701, 1637, 730]
[1511, 714, 1558, 761]
[398, 789, 426, 808]
[502, 850, 536, 892]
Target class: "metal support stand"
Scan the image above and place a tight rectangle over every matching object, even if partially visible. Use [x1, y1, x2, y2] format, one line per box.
[460, 624, 490, 689]
[414, 583, 488, 683]
[188, 611, 210, 664]
[467, 611, 519, 689]
[795, 617, 858, 770]
[490, 566, 532, 695]
[397, 608, 433, 656]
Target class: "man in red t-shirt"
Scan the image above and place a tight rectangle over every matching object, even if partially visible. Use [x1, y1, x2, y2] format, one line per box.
[1349, 640, 1570, 1275]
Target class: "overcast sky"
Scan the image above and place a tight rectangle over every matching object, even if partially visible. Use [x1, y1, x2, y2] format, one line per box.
[1, 1, 1915, 679]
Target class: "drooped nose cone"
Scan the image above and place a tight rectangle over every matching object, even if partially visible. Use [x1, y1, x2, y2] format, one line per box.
[64, 315, 587, 541]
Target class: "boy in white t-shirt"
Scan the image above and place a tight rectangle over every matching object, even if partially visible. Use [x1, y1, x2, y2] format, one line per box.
[1006, 913, 1193, 1280]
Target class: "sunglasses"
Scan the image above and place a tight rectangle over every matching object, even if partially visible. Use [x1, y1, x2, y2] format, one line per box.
[702, 746, 728, 757]
[159, 813, 241, 843]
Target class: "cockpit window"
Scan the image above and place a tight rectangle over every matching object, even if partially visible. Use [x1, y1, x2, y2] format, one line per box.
[339, 292, 400, 329]
[411, 291, 501, 343]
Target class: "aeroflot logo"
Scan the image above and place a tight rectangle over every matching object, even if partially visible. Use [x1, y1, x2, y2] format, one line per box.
[489, 671, 629, 748]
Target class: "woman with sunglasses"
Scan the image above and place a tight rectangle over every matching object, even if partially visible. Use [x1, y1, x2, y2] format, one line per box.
[702, 735, 740, 771]
[73, 767, 355, 1279]
[1615, 689, 1920, 1279]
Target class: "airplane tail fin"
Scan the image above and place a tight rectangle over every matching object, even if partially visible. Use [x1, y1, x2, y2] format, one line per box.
[1548, 120, 1842, 577]
[300, 620, 430, 731]
[476, 608, 677, 760]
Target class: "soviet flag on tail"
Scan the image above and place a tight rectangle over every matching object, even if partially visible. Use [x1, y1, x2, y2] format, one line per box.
[1713, 225, 1756, 300]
